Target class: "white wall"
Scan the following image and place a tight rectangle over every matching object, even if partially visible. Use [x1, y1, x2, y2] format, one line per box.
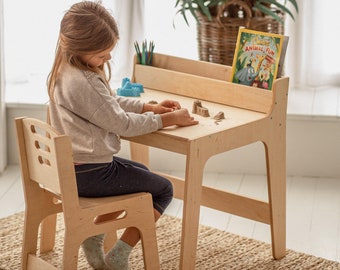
[0, 0, 7, 173]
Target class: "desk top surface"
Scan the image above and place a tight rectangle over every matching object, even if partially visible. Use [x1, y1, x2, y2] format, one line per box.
[129, 88, 266, 141]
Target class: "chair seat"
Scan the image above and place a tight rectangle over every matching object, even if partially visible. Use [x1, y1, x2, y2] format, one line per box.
[79, 192, 149, 209]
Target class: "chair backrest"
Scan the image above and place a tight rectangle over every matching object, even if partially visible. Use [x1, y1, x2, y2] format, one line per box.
[15, 117, 79, 207]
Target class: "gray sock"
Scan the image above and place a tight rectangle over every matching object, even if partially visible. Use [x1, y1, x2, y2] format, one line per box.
[81, 234, 107, 269]
[105, 239, 133, 270]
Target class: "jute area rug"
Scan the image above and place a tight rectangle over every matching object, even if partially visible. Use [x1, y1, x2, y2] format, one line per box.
[1, 212, 339, 269]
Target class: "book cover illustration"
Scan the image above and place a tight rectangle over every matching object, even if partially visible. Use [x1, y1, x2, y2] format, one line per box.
[231, 28, 285, 90]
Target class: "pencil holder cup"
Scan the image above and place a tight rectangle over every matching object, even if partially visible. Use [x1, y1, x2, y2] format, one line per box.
[134, 40, 155, 65]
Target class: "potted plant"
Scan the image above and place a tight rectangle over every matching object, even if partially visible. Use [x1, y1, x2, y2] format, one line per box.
[174, 0, 298, 65]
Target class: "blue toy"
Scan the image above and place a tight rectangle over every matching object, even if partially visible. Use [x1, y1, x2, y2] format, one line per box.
[117, 78, 144, 97]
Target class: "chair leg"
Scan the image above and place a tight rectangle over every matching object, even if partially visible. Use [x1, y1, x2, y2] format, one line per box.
[62, 234, 82, 270]
[264, 139, 286, 259]
[134, 196, 160, 270]
[139, 224, 160, 270]
[40, 214, 57, 252]
[21, 211, 43, 270]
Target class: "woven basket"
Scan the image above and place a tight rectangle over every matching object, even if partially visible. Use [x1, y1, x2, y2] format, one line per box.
[196, 0, 285, 66]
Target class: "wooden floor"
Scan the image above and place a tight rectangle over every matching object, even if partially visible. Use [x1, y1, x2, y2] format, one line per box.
[1, 165, 339, 263]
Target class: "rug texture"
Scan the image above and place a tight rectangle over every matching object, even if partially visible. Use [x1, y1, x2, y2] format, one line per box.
[0, 212, 339, 269]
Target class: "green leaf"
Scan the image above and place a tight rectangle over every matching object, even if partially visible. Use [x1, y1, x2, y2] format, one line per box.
[258, 0, 298, 20]
[288, 0, 299, 13]
[176, 9, 191, 26]
[259, 0, 295, 20]
[174, 0, 299, 26]
[254, 2, 284, 24]
[197, 1, 212, 20]
[175, 0, 181, 8]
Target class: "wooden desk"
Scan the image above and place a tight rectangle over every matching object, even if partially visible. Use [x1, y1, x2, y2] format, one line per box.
[123, 53, 289, 269]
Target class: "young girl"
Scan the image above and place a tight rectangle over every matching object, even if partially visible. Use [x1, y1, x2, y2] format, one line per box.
[47, 1, 198, 269]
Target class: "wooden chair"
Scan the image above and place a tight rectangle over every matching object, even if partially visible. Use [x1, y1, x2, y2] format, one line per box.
[15, 117, 160, 270]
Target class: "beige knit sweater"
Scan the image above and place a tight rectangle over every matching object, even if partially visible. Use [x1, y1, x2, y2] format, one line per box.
[49, 64, 162, 163]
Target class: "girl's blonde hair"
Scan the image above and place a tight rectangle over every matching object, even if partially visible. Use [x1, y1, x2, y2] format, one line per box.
[47, 1, 119, 99]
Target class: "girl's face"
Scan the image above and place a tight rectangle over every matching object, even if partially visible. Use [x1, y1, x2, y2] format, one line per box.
[80, 45, 115, 67]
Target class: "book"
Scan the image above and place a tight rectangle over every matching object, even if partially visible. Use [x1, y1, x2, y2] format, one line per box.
[277, 35, 289, 78]
[230, 28, 288, 90]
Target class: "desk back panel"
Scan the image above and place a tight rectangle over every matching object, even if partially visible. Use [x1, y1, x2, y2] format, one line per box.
[131, 53, 288, 114]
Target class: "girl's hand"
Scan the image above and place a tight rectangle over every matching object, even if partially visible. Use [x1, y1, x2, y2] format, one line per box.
[143, 100, 181, 114]
[158, 100, 181, 111]
[161, 108, 199, 127]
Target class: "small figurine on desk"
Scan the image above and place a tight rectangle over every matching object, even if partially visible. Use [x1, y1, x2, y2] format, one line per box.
[192, 100, 226, 124]
[117, 77, 144, 97]
[213, 111, 225, 125]
[192, 100, 210, 117]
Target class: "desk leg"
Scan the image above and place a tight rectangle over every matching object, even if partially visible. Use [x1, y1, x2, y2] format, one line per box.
[265, 139, 286, 259]
[130, 142, 149, 167]
[180, 148, 205, 269]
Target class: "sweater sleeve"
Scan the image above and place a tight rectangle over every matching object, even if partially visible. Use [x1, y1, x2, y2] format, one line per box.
[91, 101, 163, 137]
[55, 66, 163, 137]
[116, 95, 144, 113]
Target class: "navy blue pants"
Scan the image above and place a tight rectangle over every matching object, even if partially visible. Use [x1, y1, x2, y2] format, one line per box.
[74, 156, 173, 214]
